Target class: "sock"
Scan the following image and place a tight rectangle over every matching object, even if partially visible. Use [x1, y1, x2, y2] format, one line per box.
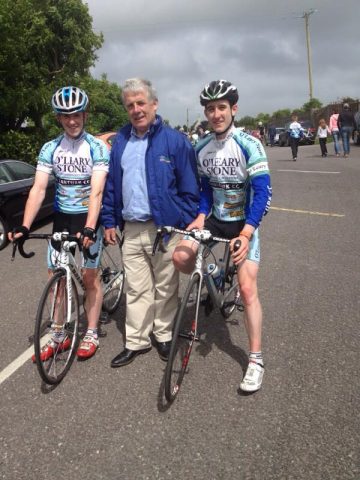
[249, 351, 264, 367]
[86, 328, 98, 340]
[51, 330, 65, 343]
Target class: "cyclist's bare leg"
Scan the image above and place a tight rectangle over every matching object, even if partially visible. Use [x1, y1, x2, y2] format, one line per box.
[237, 259, 262, 352]
[172, 238, 198, 274]
[82, 268, 103, 330]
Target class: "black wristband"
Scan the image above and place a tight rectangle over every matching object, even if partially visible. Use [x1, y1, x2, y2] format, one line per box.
[83, 226, 96, 242]
[13, 226, 29, 239]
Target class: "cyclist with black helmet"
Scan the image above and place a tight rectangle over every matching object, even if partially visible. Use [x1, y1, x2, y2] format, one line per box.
[173, 80, 272, 393]
[9, 86, 109, 361]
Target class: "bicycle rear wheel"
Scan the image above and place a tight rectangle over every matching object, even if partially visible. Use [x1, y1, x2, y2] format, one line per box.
[220, 265, 243, 318]
[100, 234, 125, 314]
[164, 274, 201, 403]
[34, 270, 80, 385]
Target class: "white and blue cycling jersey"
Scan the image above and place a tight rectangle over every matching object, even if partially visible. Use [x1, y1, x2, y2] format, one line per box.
[37, 131, 109, 213]
[196, 126, 271, 229]
[288, 121, 304, 139]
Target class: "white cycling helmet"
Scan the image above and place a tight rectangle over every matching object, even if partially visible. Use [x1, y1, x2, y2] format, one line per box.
[200, 80, 238, 106]
[52, 86, 89, 114]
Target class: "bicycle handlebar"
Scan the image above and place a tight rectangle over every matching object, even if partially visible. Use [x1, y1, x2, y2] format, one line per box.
[152, 226, 241, 256]
[11, 232, 98, 261]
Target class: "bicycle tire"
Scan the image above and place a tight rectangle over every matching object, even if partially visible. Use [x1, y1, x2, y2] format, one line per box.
[34, 270, 80, 385]
[164, 274, 201, 403]
[220, 265, 242, 318]
[100, 235, 125, 314]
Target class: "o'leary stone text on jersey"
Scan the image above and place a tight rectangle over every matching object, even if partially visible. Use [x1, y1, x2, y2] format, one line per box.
[37, 132, 109, 213]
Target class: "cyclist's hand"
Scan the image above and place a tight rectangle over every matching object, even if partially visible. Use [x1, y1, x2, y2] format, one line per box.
[230, 236, 249, 265]
[8, 226, 29, 242]
[82, 226, 97, 249]
[186, 214, 206, 232]
[104, 227, 117, 245]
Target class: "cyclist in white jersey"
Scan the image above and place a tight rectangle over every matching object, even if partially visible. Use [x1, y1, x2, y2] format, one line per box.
[9, 86, 109, 361]
[173, 80, 272, 392]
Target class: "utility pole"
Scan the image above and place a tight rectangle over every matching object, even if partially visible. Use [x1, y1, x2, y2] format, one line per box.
[302, 9, 316, 100]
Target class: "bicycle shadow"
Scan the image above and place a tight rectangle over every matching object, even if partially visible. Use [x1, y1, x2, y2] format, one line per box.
[195, 307, 248, 375]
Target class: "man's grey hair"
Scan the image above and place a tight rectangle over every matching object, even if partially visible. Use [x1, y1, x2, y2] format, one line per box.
[121, 78, 158, 104]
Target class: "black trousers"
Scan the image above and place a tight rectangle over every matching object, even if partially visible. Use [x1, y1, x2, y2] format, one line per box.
[319, 138, 327, 156]
[289, 137, 300, 159]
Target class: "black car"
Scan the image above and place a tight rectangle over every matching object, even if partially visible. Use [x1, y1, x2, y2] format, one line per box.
[0, 159, 55, 250]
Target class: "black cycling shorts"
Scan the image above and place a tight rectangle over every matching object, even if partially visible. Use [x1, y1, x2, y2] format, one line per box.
[204, 215, 245, 240]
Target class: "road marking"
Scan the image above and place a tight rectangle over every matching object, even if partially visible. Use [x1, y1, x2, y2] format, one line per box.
[270, 206, 345, 217]
[0, 345, 35, 386]
[0, 334, 51, 386]
[277, 169, 340, 174]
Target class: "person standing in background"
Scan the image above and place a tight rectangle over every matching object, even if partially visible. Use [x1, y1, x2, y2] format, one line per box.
[267, 124, 276, 147]
[287, 114, 304, 161]
[329, 109, 341, 157]
[316, 118, 331, 157]
[337, 103, 357, 158]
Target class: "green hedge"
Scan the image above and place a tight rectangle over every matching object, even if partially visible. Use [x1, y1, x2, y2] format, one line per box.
[0, 130, 45, 165]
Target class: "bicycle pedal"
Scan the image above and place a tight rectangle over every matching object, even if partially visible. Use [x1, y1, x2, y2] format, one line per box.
[99, 311, 110, 324]
[97, 327, 107, 338]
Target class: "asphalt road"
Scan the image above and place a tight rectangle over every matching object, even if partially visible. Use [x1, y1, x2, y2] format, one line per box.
[1, 142, 359, 480]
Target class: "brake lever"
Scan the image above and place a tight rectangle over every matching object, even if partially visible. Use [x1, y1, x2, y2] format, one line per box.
[152, 231, 162, 256]
[11, 241, 18, 261]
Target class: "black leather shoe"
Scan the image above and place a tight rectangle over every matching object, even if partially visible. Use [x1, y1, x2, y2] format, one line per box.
[110, 347, 151, 368]
[156, 340, 172, 361]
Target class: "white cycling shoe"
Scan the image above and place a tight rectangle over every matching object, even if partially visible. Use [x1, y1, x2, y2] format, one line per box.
[240, 362, 264, 392]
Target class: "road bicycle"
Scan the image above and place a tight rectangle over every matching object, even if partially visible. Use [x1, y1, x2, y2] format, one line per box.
[11, 231, 124, 385]
[152, 226, 243, 403]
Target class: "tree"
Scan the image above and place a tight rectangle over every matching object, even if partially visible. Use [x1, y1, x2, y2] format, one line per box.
[301, 97, 323, 112]
[0, 0, 103, 132]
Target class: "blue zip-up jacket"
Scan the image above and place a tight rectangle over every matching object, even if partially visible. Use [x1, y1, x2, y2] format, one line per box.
[101, 115, 200, 230]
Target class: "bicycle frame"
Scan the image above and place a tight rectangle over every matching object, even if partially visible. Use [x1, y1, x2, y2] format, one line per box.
[50, 238, 84, 329]
[190, 241, 237, 308]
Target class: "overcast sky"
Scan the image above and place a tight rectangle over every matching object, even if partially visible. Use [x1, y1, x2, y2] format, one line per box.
[85, 0, 359, 126]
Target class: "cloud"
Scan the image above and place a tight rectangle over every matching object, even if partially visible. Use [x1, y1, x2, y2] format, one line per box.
[86, 0, 360, 126]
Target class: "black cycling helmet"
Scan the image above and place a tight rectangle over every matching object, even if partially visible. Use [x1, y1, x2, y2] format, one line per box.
[200, 80, 239, 107]
[52, 86, 89, 114]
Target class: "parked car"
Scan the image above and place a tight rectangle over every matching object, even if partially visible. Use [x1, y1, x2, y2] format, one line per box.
[278, 121, 315, 147]
[95, 131, 117, 150]
[0, 159, 55, 250]
[353, 111, 360, 145]
[266, 127, 285, 145]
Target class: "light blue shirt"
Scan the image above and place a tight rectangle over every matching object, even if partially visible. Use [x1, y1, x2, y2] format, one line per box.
[121, 129, 152, 222]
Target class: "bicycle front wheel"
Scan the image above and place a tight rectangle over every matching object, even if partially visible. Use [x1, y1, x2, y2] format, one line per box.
[100, 235, 125, 314]
[34, 270, 80, 385]
[164, 274, 201, 403]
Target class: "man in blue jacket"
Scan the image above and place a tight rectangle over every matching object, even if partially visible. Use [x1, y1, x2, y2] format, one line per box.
[102, 78, 199, 367]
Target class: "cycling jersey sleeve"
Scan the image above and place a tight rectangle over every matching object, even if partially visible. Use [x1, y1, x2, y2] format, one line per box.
[245, 145, 272, 228]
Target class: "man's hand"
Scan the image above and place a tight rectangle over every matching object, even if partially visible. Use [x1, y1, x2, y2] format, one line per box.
[104, 227, 117, 245]
[82, 226, 97, 249]
[8, 226, 29, 242]
[186, 214, 206, 232]
[230, 236, 249, 265]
